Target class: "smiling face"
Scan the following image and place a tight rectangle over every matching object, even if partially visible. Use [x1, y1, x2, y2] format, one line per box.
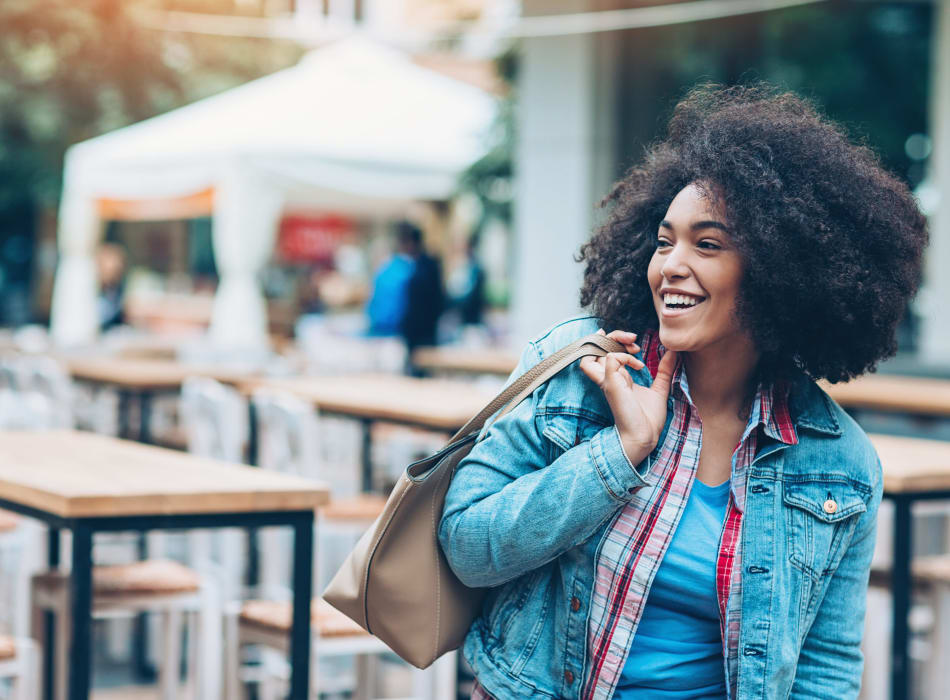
[646, 183, 752, 356]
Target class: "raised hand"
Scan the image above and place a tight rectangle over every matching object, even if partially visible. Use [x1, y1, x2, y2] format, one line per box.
[579, 329, 678, 465]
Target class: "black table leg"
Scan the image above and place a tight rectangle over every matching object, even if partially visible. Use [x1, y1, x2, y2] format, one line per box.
[247, 401, 260, 588]
[68, 524, 94, 700]
[138, 392, 153, 445]
[44, 528, 60, 700]
[360, 419, 373, 492]
[117, 391, 131, 440]
[134, 390, 156, 680]
[891, 495, 912, 700]
[289, 511, 314, 699]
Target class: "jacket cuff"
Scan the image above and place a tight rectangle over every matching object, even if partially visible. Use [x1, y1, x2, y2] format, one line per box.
[589, 426, 652, 501]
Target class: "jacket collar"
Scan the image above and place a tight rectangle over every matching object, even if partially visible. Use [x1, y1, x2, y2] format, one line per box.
[787, 373, 842, 437]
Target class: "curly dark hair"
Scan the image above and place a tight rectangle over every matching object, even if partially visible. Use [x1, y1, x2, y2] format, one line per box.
[578, 83, 928, 383]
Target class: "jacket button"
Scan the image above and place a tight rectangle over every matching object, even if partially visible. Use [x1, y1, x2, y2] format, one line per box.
[564, 670, 575, 684]
[823, 499, 838, 514]
[570, 596, 581, 612]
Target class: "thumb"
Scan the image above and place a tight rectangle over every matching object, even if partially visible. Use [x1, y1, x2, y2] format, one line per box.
[650, 350, 678, 401]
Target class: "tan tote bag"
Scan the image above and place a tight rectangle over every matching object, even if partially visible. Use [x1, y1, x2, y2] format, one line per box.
[324, 333, 626, 668]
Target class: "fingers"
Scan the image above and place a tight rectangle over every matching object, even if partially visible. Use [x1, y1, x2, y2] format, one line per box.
[581, 351, 645, 388]
[579, 355, 605, 384]
[607, 352, 644, 371]
[650, 349, 678, 401]
[600, 328, 640, 355]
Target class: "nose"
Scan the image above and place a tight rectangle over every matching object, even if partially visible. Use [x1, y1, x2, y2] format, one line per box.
[661, 241, 691, 280]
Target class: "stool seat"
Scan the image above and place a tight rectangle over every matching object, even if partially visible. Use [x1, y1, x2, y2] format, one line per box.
[0, 635, 15, 661]
[240, 598, 366, 638]
[34, 559, 201, 596]
[319, 494, 387, 522]
[0, 509, 19, 533]
[914, 555, 950, 583]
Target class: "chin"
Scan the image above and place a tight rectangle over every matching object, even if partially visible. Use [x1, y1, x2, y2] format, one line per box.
[657, 328, 698, 353]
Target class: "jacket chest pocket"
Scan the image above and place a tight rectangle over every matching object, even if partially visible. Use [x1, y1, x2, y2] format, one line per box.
[783, 479, 868, 581]
[538, 411, 610, 464]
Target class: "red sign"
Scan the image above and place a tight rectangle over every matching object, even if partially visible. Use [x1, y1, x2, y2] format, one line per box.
[277, 213, 353, 263]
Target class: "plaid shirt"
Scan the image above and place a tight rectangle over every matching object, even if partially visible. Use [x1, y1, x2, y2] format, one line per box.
[473, 331, 797, 700]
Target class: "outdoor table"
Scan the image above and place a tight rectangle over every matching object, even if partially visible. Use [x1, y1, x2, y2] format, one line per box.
[411, 346, 519, 377]
[238, 373, 496, 491]
[0, 430, 328, 700]
[870, 433, 950, 700]
[823, 374, 950, 418]
[62, 356, 259, 443]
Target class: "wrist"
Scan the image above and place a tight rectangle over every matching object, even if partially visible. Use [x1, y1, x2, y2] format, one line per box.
[618, 431, 655, 469]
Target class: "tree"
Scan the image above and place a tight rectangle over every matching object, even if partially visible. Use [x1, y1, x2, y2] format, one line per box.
[0, 0, 302, 322]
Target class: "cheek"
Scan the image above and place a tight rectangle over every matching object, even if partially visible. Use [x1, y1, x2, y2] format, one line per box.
[646, 254, 662, 292]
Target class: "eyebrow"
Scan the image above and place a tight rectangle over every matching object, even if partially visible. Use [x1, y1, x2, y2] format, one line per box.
[659, 219, 730, 234]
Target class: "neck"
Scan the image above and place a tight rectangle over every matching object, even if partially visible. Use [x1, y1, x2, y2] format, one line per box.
[682, 337, 759, 420]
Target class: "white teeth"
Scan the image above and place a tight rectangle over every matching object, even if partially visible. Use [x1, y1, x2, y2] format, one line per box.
[663, 293, 702, 307]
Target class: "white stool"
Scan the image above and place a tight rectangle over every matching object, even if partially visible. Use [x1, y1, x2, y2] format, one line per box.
[30, 559, 222, 700]
[0, 635, 39, 699]
[226, 597, 457, 700]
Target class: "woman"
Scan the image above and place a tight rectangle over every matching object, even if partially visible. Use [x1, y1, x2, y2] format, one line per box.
[438, 84, 928, 699]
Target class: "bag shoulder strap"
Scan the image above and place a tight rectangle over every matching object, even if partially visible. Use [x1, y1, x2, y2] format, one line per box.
[448, 333, 626, 443]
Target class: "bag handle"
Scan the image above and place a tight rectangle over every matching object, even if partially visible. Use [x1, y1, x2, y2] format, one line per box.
[448, 333, 627, 443]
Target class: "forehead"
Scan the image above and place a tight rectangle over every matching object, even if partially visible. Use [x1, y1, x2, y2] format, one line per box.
[665, 183, 726, 221]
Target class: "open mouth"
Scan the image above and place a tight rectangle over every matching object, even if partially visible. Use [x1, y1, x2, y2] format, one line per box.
[661, 293, 706, 313]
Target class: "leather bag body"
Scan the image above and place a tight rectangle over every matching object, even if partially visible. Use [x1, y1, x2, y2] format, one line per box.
[323, 333, 625, 668]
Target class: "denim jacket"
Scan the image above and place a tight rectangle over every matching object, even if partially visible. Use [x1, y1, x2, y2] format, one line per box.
[439, 316, 882, 699]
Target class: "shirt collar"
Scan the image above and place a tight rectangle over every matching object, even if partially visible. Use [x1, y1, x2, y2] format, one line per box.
[640, 329, 798, 447]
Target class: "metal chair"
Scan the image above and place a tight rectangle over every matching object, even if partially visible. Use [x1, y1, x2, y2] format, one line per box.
[178, 376, 249, 598]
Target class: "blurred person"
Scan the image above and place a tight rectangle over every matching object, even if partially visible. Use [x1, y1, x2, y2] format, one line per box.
[96, 243, 127, 330]
[440, 85, 927, 699]
[395, 221, 445, 366]
[366, 230, 414, 336]
[298, 265, 328, 316]
[448, 235, 487, 329]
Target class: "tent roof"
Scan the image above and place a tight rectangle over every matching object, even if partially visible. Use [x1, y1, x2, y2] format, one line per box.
[65, 36, 496, 205]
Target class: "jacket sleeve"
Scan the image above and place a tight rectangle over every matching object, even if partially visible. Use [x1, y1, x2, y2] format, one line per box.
[790, 458, 883, 698]
[438, 341, 653, 588]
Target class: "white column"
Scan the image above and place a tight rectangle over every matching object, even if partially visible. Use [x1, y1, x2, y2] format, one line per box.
[208, 169, 283, 351]
[510, 0, 618, 347]
[921, 0, 950, 360]
[50, 183, 102, 347]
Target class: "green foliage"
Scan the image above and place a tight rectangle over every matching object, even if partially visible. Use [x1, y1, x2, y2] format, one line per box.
[0, 0, 302, 207]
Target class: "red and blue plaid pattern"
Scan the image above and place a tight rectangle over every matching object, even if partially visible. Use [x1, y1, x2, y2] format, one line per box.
[473, 331, 796, 700]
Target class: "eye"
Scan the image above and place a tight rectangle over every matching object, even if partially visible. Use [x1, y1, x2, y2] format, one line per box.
[655, 237, 672, 249]
[697, 240, 721, 250]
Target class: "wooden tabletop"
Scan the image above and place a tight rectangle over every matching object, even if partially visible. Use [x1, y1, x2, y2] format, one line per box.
[0, 431, 329, 518]
[62, 356, 259, 391]
[872, 433, 950, 494]
[823, 374, 950, 418]
[411, 346, 519, 376]
[239, 373, 497, 431]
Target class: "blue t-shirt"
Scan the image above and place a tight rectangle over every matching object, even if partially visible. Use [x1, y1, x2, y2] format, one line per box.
[366, 255, 414, 335]
[614, 478, 731, 699]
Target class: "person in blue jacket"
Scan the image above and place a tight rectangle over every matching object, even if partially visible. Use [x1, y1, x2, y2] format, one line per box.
[440, 84, 928, 699]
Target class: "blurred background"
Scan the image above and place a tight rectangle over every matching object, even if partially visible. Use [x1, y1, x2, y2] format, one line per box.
[1, 0, 945, 359]
[0, 1, 949, 699]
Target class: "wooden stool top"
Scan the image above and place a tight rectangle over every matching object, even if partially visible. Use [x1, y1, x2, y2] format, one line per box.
[0, 635, 14, 661]
[319, 494, 388, 522]
[34, 559, 201, 597]
[240, 598, 367, 638]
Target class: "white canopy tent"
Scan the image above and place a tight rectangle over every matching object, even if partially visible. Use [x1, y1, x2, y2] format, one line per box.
[51, 36, 495, 349]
